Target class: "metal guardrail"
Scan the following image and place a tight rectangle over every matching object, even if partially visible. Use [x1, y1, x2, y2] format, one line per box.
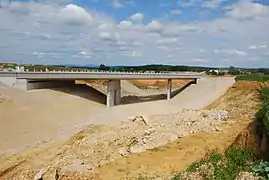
[0, 71, 203, 80]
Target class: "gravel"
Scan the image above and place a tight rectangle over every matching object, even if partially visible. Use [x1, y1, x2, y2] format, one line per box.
[35, 109, 229, 178]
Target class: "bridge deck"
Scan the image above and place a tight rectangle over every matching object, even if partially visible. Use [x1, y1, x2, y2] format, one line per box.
[0, 72, 202, 80]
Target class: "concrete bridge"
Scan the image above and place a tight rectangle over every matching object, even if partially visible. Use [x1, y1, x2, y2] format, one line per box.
[0, 71, 202, 107]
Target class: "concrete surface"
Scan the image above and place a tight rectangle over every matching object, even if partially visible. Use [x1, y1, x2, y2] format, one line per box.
[0, 71, 202, 80]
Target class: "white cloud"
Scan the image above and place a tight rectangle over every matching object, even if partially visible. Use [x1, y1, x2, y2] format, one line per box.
[7, 1, 31, 14]
[192, 58, 209, 62]
[77, 51, 90, 55]
[178, 0, 199, 7]
[0, 0, 268, 67]
[161, 23, 199, 36]
[249, 44, 267, 50]
[97, 23, 115, 30]
[145, 20, 163, 32]
[167, 54, 174, 58]
[170, 10, 181, 15]
[121, 51, 142, 57]
[130, 13, 144, 21]
[118, 20, 133, 29]
[116, 40, 127, 46]
[158, 46, 170, 51]
[157, 37, 179, 44]
[226, 1, 269, 20]
[179, 0, 226, 9]
[202, 0, 226, 9]
[199, 49, 206, 53]
[57, 4, 92, 25]
[249, 45, 257, 50]
[214, 49, 247, 56]
[133, 41, 141, 46]
[112, 0, 123, 8]
[32, 52, 45, 56]
[98, 32, 111, 40]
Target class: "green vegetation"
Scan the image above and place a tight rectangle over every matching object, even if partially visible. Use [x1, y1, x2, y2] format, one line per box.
[172, 74, 269, 180]
[98, 64, 110, 71]
[252, 161, 269, 179]
[257, 86, 269, 136]
[23, 64, 97, 72]
[1, 62, 268, 75]
[0, 62, 17, 69]
[236, 74, 269, 82]
[114, 64, 198, 72]
[172, 148, 269, 180]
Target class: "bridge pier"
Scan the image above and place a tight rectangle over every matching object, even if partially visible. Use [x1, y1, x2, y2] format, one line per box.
[167, 79, 172, 100]
[107, 80, 121, 107]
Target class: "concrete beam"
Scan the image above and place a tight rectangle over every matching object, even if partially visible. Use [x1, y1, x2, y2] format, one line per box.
[107, 80, 121, 107]
[27, 80, 75, 90]
[167, 79, 172, 100]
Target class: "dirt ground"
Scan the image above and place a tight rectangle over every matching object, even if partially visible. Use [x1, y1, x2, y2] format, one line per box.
[92, 81, 261, 179]
[130, 79, 189, 89]
[0, 80, 261, 180]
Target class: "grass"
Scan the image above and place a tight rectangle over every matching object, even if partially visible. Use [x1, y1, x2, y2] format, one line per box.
[172, 148, 259, 180]
[235, 74, 269, 82]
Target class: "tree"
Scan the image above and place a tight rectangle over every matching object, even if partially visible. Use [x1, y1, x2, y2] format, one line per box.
[98, 64, 110, 71]
[228, 66, 241, 75]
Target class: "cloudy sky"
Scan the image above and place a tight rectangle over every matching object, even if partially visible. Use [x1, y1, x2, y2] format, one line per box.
[0, 0, 268, 67]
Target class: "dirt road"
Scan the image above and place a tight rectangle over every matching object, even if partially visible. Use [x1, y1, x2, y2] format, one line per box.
[89, 77, 235, 124]
[0, 77, 235, 156]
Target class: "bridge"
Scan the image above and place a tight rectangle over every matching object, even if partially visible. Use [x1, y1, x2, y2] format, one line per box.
[0, 71, 202, 107]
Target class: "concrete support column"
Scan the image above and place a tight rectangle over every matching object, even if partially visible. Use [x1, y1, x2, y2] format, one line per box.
[167, 79, 172, 100]
[115, 88, 121, 105]
[107, 80, 121, 107]
[193, 78, 198, 84]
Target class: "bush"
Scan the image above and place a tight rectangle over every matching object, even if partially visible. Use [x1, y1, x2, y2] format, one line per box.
[256, 87, 269, 136]
[252, 160, 269, 179]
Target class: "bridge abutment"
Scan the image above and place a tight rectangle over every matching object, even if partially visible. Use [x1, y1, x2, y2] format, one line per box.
[107, 80, 121, 107]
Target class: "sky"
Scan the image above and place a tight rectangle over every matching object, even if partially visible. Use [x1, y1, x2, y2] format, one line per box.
[0, 0, 269, 68]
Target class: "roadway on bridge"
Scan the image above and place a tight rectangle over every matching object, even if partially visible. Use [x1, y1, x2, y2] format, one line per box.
[0, 71, 202, 80]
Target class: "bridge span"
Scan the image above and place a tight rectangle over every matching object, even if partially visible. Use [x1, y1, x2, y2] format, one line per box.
[0, 71, 202, 107]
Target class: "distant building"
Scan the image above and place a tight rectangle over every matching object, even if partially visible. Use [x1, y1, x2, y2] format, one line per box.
[0, 66, 3, 71]
[16, 65, 25, 72]
[209, 69, 219, 74]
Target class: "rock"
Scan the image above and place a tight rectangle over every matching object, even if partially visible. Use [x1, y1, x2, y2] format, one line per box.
[178, 131, 189, 138]
[169, 134, 179, 142]
[127, 116, 136, 122]
[118, 147, 129, 157]
[33, 168, 46, 180]
[130, 144, 147, 153]
[60, 163, 92, 174]
[131, 115, 149, 125]
[236, 172, 259, 180]
[143, 128, 155, 136]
